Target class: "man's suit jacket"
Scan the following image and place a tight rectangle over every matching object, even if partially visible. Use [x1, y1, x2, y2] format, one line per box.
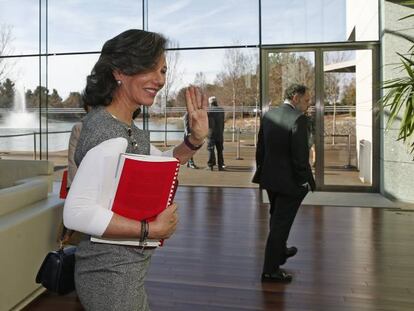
[207, 106, 225, 142]
[253, 104, 315, 196]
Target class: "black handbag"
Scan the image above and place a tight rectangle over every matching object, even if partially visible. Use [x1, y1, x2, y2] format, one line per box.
[35, 227, 76, 295]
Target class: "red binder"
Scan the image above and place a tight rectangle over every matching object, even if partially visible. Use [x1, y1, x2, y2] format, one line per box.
[90, 154, 180, 247]
[59, 170, 68, 199]
[111, 154, 180, 221]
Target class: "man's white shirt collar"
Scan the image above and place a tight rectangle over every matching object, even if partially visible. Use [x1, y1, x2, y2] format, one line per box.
[284, 100, 296, 110]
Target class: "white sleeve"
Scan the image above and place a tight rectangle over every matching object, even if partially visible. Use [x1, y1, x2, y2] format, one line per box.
[150, 144, 173, 157]
[63, 137, 128, 236]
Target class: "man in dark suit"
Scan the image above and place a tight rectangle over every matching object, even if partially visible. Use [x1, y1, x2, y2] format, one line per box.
[253, 83, 315, 282]
[207, 96, 225, 171]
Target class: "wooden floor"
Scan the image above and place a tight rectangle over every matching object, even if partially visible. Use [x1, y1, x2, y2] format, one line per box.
[25, 186, 414, 311]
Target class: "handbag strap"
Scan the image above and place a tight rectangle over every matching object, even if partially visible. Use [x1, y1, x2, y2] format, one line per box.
[60, 226, 75, 249]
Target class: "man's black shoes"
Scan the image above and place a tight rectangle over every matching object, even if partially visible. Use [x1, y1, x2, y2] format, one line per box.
[261, 248, 297, 282]
[261, 269, 292, 283]
[279, 246, 298, 266]
[286, 246, 297, 258]
[206, 165, 226, 171]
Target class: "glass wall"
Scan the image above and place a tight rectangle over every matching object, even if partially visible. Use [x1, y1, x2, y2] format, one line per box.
[0, 0, 40, 55]
[147, 48, 259, 144]
[148, 0, 259, 47]
[0, 0, 143, 163]
[262, 0, 379, 44]
[262, 0, 347, 44]
[0, 0, 380, 190]
[0, 56, 40, 158]
[322, 49, 373, 188]
[265, 51, 315, 106]
[263, 45, 376, 191]
[48, 1, 143, 53]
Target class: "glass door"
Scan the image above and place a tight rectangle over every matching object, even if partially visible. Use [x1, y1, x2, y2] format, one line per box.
[263, 46, 378, 192]
[264, 51, 315, 110]
[322, 49, 373, 188]
[263, 50, 316, 183]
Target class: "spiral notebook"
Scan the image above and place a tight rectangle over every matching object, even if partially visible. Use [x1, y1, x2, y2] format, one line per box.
[91, 153, 180, 247]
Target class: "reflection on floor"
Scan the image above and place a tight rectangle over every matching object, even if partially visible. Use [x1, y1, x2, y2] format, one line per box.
[25, 186, 414, 311]
[262, 190, 399, 208]
[323, 146, 370, 187]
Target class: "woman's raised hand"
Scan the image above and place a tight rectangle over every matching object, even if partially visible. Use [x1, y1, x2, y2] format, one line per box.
[185, 86, 208, 143]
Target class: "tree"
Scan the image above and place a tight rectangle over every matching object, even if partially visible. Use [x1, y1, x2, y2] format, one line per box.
[194, 71, 207, 92]
[341, 78, 356, 107]
[174, 86, 187, 108]
[156, 40, 182, 145]
[324, 51, 352, 108]
[381, 52, 414, 154]
[0, 78, 15, 108]
[26, 86, 46, 108]
[62, 92, 83, 108]
[216, 48, 255, 140]
[49, 89, 63, 107]
[25, 86, 63, 109]
[241, 52, 260, 117]
[323, 52, 353, 143]
[0, 24, 14, 83]
[324, 73, 340, 106]
[157, 40, 181, 113]
[380, 1, 414, 156]
[267, 53, 315, 106]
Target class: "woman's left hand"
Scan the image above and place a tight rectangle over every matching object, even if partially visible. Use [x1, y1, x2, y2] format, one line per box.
[185, 86, 208, 143]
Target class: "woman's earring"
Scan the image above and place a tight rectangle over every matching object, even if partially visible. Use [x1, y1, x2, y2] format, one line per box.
[116, 80, 122, 86]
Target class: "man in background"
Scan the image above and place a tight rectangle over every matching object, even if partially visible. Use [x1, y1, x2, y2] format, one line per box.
[253, 83, 315, 282]
[207, 96, 225, 171]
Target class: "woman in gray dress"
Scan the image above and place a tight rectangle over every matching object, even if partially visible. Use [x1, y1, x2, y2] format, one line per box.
[63, 29, 208, 311]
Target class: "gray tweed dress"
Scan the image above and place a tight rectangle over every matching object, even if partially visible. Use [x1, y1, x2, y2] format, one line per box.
[74, 107, 153, 311]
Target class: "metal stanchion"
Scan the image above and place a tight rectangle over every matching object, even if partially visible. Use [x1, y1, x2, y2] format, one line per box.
[343, 134, 355, 169]
[163, 107, 168, 147]
[33, 132, 37, 160]
[236, 128, 243, 160]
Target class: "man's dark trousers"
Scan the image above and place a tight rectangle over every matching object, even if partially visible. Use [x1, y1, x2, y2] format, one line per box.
[263, 188, 307, 273]
[207, 139, 224, 168]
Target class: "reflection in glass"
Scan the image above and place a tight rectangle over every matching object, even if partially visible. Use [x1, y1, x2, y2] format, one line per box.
[345, 0, 379, 41]
[149, 48, 259, 144]
[0, 56, 42, 157]
[323, 50, 372, 186]
[48, 54, 100, 102]
[148, 0, 259, 47]
[47, 54, 100, 159]
[0, 57, 39, 130]
[262, 0, 347, 44]
[48, 1, 143, 53]
[0, 0, 379, 185]
[266, 52, 315, 107]
[0, 0, 39, 55]
[0, 55, 93, 158]
[265, 51, 316, 183]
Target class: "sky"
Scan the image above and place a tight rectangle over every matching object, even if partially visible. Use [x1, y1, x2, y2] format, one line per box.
[0, 0, 372, 100]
